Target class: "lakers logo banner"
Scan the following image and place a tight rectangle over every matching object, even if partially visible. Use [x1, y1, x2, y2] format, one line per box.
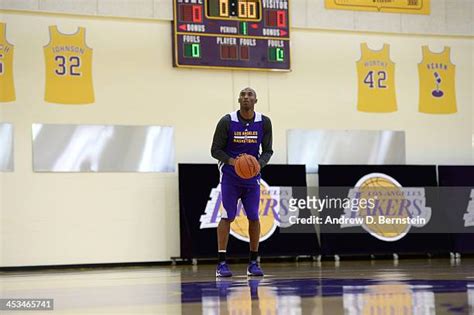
[339, 173, 431, 241]
[464, 190, 474, 227]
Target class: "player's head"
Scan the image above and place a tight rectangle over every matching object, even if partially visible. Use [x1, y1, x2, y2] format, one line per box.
[238, 87, 258, 111]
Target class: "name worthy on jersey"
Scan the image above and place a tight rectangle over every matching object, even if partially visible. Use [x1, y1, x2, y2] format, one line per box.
[44, 25, 94, 104]
[0, 22, 15, 102]
[356, 43, 397, 113]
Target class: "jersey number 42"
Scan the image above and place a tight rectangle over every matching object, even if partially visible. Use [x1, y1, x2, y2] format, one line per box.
[364, 71, 387, 89]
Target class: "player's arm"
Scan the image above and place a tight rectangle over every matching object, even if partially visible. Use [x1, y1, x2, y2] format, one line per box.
[211, 115, 236, 166]
[259, 116, 274, 168]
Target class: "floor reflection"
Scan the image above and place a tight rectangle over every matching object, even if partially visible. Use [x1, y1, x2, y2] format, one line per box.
[2, 260, 474, 314]
[182, 278, 474, 314]
[343, 283, 435, 314]
[192, 278, 304, 315]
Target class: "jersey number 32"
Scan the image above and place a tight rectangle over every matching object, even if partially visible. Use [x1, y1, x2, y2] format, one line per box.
[54, 55, 81, 76]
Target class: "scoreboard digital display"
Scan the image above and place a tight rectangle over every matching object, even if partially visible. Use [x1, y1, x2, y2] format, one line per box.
[173, 0, 290, 71]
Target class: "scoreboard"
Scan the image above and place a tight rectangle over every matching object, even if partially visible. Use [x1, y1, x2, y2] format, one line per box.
[173, 0, 290, 71]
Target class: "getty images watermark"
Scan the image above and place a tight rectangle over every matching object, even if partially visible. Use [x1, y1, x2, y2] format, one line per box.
[278, 173, 440, 241]
[286, 190, 429, 227]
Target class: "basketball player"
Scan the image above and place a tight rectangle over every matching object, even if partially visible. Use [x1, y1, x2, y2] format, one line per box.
[211, 87, 273, 277]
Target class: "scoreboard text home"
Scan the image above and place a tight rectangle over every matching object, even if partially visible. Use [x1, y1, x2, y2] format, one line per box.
[173, 0, 290, 71]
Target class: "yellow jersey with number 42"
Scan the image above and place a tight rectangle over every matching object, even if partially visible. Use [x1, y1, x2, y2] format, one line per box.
[357, 43, 397, 113]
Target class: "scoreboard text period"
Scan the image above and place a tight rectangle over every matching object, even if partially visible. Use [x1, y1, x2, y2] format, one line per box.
[173, 0, 290, 71]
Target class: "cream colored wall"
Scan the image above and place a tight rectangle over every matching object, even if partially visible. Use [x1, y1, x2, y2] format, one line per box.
[0, 9, 472, 266]
[1, 0, 472, 36]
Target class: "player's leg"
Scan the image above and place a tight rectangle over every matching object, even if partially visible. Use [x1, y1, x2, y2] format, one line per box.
[217, 219, 232, 253]
[216, 184, 239, 277]
[241, 186, 264, 276]
[248, 219, 260, 252]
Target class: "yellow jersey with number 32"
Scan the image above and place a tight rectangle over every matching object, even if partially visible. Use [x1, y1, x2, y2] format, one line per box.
[44, 25, 94, 104]
[0, 22, 15, 102]
[418, 46, 457, 114]
[357, 43, 397, 113]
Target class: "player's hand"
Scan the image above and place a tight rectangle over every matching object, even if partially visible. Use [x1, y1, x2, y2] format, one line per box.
[255, 161, 261, 174]
[230, 154, 246, 166]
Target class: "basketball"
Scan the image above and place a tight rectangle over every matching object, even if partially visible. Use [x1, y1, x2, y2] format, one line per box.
[234, 154, 260, 179]
[358, 175, 408, 241]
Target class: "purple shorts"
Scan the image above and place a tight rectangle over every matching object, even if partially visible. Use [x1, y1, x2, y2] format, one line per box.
[221, 184, 260, 221]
